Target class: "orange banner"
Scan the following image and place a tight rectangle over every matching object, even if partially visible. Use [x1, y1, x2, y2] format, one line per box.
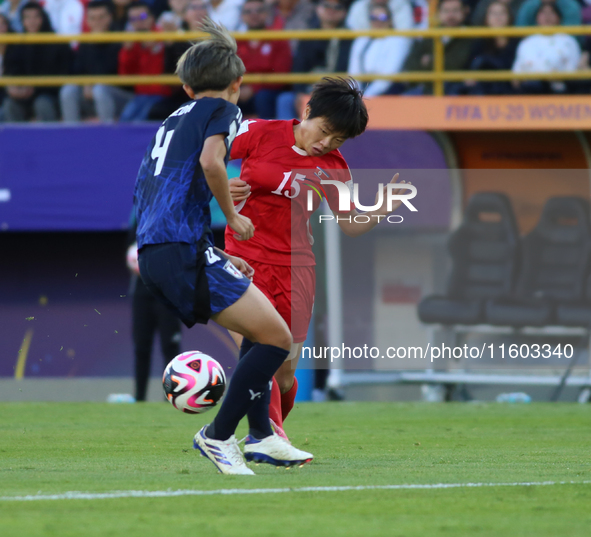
[366, 96, 591, 130]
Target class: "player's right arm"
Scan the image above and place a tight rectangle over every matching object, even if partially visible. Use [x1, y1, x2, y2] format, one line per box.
[200, 135, 254, 241]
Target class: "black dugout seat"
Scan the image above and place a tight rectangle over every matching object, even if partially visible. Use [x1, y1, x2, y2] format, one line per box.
[486, 197, 591, 327]
[418, 192, 519, 325]
[556, 274, 591, 327]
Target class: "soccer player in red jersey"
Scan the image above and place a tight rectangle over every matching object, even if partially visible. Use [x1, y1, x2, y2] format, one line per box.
[225, 77, 407, 441]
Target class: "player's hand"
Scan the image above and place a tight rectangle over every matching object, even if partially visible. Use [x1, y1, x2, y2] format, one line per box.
[227, 255, 255, 280]
[375, 174, 411, 215]
[229, 178, 251, 202]
[227, 213, 254, 241]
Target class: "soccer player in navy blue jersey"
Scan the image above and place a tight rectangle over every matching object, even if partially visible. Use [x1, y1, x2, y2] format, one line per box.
[134, 20, 313, 475]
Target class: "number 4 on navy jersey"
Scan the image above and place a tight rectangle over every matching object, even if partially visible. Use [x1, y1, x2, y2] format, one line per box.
[152, 126, 175, 176]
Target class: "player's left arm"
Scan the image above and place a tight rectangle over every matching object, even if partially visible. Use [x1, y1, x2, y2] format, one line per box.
[200, 135, 254, 241]
[335, 174, 409, 238]
[229, 178, 251, 201]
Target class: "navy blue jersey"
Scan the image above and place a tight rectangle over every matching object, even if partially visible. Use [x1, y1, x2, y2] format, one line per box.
[134, 97, 242, 249]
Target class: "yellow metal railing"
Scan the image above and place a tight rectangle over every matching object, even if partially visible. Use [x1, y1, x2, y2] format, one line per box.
[1, 26, 591, 96]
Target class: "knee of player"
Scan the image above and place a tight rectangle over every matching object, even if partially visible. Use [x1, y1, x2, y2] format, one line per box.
[269, 325, 292, 352]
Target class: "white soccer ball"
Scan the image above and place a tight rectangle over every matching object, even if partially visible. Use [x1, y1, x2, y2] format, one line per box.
[162, 351, 227, 414]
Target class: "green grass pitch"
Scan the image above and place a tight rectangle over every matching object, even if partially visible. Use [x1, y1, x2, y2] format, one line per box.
[1, 401, 590, 537]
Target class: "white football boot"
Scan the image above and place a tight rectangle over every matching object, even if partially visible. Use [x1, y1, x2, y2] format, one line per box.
[243, 433, 313, 467]
[269, 418, 290, 442]
[193, 426, 255, 475]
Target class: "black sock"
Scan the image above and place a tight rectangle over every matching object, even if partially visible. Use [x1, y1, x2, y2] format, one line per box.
[246, 380, 273, 439]
[239, 339, 274, 438]
[238, 339, 275, 439]
[208, 343, 289, 441]
[239, 338, 255, 359]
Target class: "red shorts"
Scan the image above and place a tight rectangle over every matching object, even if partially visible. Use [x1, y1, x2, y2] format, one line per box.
[239, 257, 315, 343]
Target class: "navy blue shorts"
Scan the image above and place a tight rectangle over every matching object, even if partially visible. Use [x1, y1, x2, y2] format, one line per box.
[138, 240, 250, 328]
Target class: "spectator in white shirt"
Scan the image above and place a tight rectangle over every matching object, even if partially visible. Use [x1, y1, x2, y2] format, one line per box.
[42, 0, 84, 34]
[348, 3, 412, 97]
[512, 2, 581, 92]
[346, 0, 414, 30]
[208, 0, 244, 30]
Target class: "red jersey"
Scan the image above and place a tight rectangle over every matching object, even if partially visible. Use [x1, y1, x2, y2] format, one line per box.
[236, 40, 292, 92]
[118, 38, 170, 96]
[225, 119, 352, 267]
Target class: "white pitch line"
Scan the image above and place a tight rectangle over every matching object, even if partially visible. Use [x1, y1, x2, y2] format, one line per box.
[1, 480, 590, 502]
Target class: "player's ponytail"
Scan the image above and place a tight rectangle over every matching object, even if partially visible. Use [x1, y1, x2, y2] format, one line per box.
[176, 18, 245, 94]
[198, 17, 238, 54]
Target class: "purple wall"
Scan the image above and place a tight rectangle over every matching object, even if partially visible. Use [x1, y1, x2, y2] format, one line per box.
[0, 124, 153, 231]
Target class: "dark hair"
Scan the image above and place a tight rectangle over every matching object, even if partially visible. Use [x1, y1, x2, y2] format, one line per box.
[20, 2, 54, 33]
[127, 1, 153, 15]
[536, 2, 562, 22]
[87, 0, 115, 15]
[176, 18, 245, 93]
[307, 77, 368, 139]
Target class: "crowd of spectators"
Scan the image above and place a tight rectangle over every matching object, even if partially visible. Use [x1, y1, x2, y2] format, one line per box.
[0, 0, 590, 122]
